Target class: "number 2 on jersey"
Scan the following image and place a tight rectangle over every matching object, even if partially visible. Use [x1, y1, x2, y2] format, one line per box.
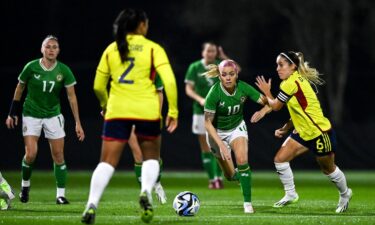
[119, 57, 135, 84]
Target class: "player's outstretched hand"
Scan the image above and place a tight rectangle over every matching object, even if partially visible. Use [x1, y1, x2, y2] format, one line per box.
[255, 76, 272, 95]
[5, 116, 18, 129]
[166, 116, 178, 133]
[76, 123, 85, 141]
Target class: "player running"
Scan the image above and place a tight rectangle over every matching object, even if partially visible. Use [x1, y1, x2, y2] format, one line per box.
[203, 59, 271, 213]
[81, 8, 178, 224]
[255, 51, 352, 213]
[0, 172, 15, 210]
[6, 35, 85, 205]
[184, 42, 229, 189]
[129, 75, 166, 204]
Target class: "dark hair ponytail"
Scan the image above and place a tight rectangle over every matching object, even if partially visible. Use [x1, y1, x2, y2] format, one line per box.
[113, 8, 148, 63]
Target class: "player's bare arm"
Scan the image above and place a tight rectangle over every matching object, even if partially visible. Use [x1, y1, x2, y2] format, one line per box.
[204, 111, 231, 161]
[185, 83, 205, 106]
[6, 82, 26, 129]
[66, 86, 85, 141]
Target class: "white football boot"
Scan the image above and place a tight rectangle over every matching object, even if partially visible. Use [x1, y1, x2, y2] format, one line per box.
[273, 193, 299, 208]
[244, 202, 254, 213]
[154, 182, 167, 204]
[336, 188, 352, 213]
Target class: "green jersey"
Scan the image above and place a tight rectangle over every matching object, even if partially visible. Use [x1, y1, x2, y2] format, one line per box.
[154, 74, 163, 91]
[185, 59, 220, 114]
[204, 80, 261, 130]
[18, 59, 77, 118]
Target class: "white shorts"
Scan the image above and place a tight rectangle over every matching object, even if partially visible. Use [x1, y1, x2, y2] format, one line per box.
[206, 120, 248, 158]
[192, 114, 206, 135]
[22, 114, 66, 139]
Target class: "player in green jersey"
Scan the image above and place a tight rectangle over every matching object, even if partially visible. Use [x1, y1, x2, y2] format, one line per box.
[6, 35, 85, 205]
[129, 75, 166, 204]
[204, 59, 271, 213]
[0, 172, 15, 210]
[185, 42, 229, 189]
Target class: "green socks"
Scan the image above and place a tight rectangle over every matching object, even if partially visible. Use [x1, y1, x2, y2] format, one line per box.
[54, 162, 67, 188]
[201, 152, 215, 180]
[238, 164, 252, 202]
[134, 162, 142, 185]
[22, 157, 34, 182]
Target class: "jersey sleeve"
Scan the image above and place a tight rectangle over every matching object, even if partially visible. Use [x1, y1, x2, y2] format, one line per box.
[277, 80, 297, 103]
[242, 82, 261, 103]
[18, 62, 32, 83]
[204, 86, 218, 113]
[153, 44, 178, 118]
[62, 65, 77, 87]
[154, 74, 164, 91]
[93, 47, 112, 109]
[184, 63, 196, 85]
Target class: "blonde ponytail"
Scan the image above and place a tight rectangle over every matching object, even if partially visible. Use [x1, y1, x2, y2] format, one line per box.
[296, 52, 325, 86]
[201, 64, 220, 78]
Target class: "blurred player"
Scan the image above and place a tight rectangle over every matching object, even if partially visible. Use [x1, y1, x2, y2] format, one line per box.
[255, 51, 352, 213]
[82, 8, 178, 224]
[6, 35, 85, 204]
[185, 42, 229, 189]
[203, 59, 271, 213]
[0, 172, 15, 210]
[129, 75, 166, 204]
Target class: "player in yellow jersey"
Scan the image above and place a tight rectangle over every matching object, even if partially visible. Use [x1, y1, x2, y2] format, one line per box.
[255, 51, 352, 213]
[82, 8, 178, 224]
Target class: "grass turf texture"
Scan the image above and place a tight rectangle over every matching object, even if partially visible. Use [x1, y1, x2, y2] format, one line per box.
[0, 171, 374, 225]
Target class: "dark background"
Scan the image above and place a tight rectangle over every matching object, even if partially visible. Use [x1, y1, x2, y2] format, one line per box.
[1, 0, 374, 170]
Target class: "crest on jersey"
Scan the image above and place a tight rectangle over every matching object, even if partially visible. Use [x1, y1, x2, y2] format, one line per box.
[240, 96, 247, 103]
[56, 74, 63, 82]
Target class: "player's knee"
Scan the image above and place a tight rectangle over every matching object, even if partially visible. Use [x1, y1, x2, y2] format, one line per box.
[25, 154, 36, 164]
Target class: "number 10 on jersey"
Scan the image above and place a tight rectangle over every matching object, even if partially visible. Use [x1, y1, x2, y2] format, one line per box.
[228, 105, 240, 115]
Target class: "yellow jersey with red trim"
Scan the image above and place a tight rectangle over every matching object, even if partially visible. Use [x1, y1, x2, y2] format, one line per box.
[94, 34, 178, 120]
[276, 71, 331, 140]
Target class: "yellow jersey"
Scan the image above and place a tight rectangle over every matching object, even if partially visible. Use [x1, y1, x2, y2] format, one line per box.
[277, 71, 331, 140]
[94, 34, 178, 120]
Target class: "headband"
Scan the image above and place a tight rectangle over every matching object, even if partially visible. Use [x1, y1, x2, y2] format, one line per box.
[280, 53, 295, 65]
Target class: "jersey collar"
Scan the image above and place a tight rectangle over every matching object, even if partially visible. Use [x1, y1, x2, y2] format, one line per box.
[220, 82, 237, 96]
[39, 58, 57, 71]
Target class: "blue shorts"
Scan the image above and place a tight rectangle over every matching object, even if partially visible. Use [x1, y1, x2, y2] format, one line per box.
[290, 129, 337, 156]
[102, 119, 161, 142]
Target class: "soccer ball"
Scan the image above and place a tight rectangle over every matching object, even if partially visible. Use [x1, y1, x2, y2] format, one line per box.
[172, 191, 200, 216]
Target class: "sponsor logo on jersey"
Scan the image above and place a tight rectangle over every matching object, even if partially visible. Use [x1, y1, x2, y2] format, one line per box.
[240, 96, 247, 103]
[56, 74, 63, 82]
[33, 74, 41, 79]
[219, 101, 225, 107]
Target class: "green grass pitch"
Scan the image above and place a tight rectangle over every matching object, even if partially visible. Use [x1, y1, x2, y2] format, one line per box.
[0, 171, 374, 225]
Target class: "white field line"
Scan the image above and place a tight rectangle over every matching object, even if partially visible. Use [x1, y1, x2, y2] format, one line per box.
[2, 215, 374, 219]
